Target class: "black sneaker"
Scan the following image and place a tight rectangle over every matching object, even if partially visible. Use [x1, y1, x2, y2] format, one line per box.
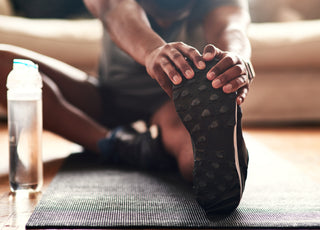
[236, 106, 249, 186]
[98, 125, 176, 170]
[172, 59, 248, 214]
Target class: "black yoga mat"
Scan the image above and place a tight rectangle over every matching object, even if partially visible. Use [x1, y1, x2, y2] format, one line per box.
[27, 138, 320, 229]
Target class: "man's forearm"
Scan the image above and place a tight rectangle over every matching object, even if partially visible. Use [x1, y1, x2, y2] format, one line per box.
[201, 3, 254, 104]
[84, 0, 165, 66]
[84, 0, 206, 96]
[204, 5, 251, 60]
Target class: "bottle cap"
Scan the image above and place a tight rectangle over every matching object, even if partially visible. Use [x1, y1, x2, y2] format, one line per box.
[13, 59, 38, 70]
[7, 59, 42, 90]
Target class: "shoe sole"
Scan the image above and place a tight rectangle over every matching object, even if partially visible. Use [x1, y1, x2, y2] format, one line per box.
[173, 59, 243, 214]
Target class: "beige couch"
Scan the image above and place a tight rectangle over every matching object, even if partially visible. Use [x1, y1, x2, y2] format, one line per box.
[244, 20, 320, 124]
[1, 2, 320, 125]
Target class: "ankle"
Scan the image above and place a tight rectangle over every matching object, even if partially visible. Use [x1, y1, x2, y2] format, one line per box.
[97, 129, 119, 161]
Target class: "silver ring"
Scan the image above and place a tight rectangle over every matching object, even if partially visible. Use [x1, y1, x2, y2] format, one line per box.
[243, 60, 255, 82]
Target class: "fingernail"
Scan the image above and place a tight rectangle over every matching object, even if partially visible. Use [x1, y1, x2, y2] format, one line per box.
[185, 70, 193, 79]
[212, 79, 221, 88]
[207, 72, 215, 80]
[224, 84, 233, 92]
[198, 61, 206, 69]
[203, 53, 212, 59]
[173, 75, 181, 84]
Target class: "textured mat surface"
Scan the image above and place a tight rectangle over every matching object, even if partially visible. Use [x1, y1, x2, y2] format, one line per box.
[27, 137, 320, 229]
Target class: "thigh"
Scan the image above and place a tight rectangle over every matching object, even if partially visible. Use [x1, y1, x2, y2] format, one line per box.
[0, 44, 103, 121]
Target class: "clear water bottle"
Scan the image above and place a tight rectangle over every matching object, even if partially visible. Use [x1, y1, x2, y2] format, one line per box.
[6, 59, 43, 193]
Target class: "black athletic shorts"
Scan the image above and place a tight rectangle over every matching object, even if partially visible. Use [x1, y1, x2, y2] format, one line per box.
[97, 35, 171, 129]
[98, 77, 170, 129]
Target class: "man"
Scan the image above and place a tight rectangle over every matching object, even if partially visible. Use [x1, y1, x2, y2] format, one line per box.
[0, 0, 254, 215]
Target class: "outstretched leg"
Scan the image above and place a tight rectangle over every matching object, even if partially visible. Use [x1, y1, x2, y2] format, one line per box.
[0, 44, 108, 153]
[152, 59, 249, 215]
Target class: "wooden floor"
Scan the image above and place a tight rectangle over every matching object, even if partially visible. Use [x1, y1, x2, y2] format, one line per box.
[0, 121, 320, 230]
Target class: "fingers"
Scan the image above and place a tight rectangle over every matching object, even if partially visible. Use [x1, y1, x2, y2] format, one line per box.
[156, 70, 173, 98]
[161, 42, 205, 83]
[202, 45, 252, 96]
[176, 43, 206, 71]
[236, 86, 248, 105]
[207, 54, 241, 80]
[203, 44, 245, 92]
[164, 48, 193, 82]
[202, 44, 223, 61]
[145, 41, 206, 97]
[211, 62, 246, 90]
[159, 57, 183, 85]
[146, 42, 253, 99]
[222, 74, 247, 93]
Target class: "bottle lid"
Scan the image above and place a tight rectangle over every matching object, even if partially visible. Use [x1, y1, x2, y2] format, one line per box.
[7, 59, 42, 90]
[13, 59, 38, 70]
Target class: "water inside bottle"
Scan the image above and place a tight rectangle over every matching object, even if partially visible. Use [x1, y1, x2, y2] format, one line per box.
[8, 99, 42, 192]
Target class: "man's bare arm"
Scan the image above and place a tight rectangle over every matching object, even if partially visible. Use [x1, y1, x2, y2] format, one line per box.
[201, 2, 253, 104]
[204, 4, 251, 59]
[83, 0, 205, 96]
[84, 0, 164, 66]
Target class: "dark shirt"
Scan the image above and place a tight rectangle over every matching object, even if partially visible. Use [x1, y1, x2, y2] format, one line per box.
[98, 0, 244, 114]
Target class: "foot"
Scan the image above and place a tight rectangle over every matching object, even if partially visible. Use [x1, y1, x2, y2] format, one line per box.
[172, 59, 248, 214]
[98, 125, 176, 170]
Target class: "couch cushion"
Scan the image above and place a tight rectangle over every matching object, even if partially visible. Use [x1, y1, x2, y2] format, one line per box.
[249, 20, 320, 69]
[242, 69, 320, 124]
[0, 0, 12, 15]
[0, 15, 102, 72]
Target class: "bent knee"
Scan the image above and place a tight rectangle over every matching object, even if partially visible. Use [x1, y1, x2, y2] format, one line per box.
[42, 75, 68, 129]
[177, 150, 194, 182]
[151, 101, 183, 128]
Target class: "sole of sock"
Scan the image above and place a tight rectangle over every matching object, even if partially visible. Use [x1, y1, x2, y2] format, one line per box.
[173, 59, 243, 215]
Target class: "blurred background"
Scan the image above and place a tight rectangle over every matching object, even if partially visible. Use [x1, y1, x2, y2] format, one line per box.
[0, 2, 319, 228]
[0, 0, 320, 218]
[1, 0, 320, 125]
